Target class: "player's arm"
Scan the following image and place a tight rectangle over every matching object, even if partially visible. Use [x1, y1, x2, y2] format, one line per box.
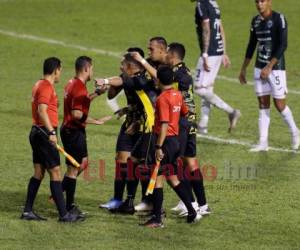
[260, 15, 288, 80]
[220, 21, 231, 68]
[95, 76, 123, 88]
[239, 19, 257, 84]
[201, 19, 211, 72]
[155, 122, 168, 162]
[71, 110, 108, 125]
[37, 104, 57, 144]
[130, 52, 158, 80]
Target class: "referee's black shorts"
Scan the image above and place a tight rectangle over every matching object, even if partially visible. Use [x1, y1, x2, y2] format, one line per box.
[148, 134, 180, 176]
[29, 126, 60, 169]
[178, 117, 197, 158]
[116, 122, 142, 153]
[60, 126, 87, 166]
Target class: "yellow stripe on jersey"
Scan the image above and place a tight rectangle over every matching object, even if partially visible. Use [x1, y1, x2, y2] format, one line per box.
[136, 90, 155, 132]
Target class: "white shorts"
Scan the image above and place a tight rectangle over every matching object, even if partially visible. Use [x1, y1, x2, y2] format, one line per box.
[194, 55, 222, 88]
[254, 68, 288, 99]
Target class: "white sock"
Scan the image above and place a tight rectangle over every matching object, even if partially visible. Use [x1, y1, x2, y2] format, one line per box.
[280, 106, 299, 136]
[199, 99, 211, 129]
[106, 97, 120, 113]
[258, 109, 270, 145]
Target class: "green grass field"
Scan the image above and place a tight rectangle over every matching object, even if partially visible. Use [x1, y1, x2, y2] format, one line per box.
[0, 0, 299, 249]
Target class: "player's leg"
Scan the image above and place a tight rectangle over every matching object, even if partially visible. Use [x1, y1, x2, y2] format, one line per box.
[270, 70, 300, 150]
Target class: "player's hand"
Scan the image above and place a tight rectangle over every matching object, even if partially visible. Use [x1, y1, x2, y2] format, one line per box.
[94, 78, 107, 88]
[94, 116, 112, 125]
[239, 69, 247, 84]
[260, 66, 272, 80]
[203, 57, 210, 72]
[155, 149, 164, 162]
[130, 52, 144, 63]
[95, 84, 108, 95]
[49, 135, 58, 145]
[222, 54, 231, 68]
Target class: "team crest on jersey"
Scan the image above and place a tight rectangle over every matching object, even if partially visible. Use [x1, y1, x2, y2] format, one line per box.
[267, 20, 273, 28]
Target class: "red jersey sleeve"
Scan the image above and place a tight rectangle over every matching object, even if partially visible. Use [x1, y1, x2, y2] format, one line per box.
[37, 83, 53, 105]
[157, 96, 170, 123]
[72, 87, 88, 111]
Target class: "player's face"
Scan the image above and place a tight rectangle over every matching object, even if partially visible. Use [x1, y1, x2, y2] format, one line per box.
[54, 66, 62, 83]
[87, 64, 93, 81]
[120, 59, 130, 75]
[148, 41, 163, 61]
[255, 0, 272, 15]
[166, 49, 175, 65]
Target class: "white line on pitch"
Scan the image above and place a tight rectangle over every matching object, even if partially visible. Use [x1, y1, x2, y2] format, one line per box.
[1, 28, 300, 95]
[197, 134, 299, 154]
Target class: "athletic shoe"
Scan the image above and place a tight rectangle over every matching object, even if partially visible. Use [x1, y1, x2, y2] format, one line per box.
[99, 198, 122, 210]
[20, 211, 47, 221]
[140, 216, 164, 228]
[292, 130, 300, 150]
[58, 211, 84, 222]
[198, 204, 211, 216]
[186, 211, 202, 224]
[116, 198, 135, 215]
[228, 109, 241, 133]
[197, 126, 208, 135]
[178, 202, 199, 217]
[249, 144, 269, 152]
[135, 201, 153, 212]
[69, 204, 87, 219]
[171, 200, 185, 212]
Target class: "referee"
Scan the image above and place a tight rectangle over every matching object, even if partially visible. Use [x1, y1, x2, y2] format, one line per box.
[21, 57, 81, 222]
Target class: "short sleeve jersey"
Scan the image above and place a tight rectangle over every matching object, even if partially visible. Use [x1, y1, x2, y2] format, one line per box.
[154, 88, 188, 136]
[32, 79, 58, 127]
[62, 78, 90, 129]
[245, 11, 287, 70]
[195, 0, 224, 56]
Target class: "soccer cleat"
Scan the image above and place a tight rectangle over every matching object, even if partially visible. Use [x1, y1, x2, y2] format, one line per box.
[228, 109, 241, 133]
[135, 201, 153, 212]
[116, 198, 135, 215]
[69, 204, 87, 219]
[249, 144, 269, 152]
[58, 211, 84, 222]
[186, 211, 202, 224]
[171, 200, 185, 212]
[140, 216, 164, 228]
[178, 202, 199, 217]
[20, 211, 47, 221]
[197, 126, 208, 135]
[198, 204, 211, 216]
[99, 198, 122, 210]
[292, 130, 300, 150]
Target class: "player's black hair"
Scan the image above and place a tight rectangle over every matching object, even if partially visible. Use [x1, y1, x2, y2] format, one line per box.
[75, 56, 92, 72]
[127, 47, 145, 58]
[149, 36, 168, 49]
[157, 65, 174, 85]
[43, 57, 61, 75]
[168, 42, 186, 60]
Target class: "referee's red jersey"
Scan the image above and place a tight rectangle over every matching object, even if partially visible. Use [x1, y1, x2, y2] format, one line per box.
[32, 79, 58, 127]
[154, 88, 188, 136]
[62, 78, 90, 128]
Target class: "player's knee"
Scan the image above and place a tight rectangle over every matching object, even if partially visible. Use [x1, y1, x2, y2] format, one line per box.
[273, 99, 286, 112]
[66, 165, 79, 178]
[48, 166, 62, 181]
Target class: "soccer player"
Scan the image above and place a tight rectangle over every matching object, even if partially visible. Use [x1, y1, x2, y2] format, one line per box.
[98, 48, 156, 214]
[21, 57, 81, 222]
[166, 42, 210, 216]
[142, 66, 201, 228]
[193, 0, 241, 134]
[60, 56, 109, 216]
[239, 0, 300, 151]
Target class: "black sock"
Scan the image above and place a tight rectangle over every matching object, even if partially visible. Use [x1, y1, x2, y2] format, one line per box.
[190, 169, 207, 206]
[61, 175, 67, 192]
[126, 160, 139, 199]
[152, 188, 163, 222]
[62, 176, 77, 211]
[24, 177, 41, 212]
[114, 162, 127, 200]
[182, 171, 195, 202]
[173, 182, 195, 215]
[50, 181, 67, 217]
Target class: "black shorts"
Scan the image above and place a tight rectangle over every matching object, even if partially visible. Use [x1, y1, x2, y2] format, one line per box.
[179, 117, 197, 158]
[149, 134, 180, 176]
[29, 126, 60, 169]
[131, 132, 153, 163]
[116, 123, 142, 153]
[60, 126, 87, 166]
